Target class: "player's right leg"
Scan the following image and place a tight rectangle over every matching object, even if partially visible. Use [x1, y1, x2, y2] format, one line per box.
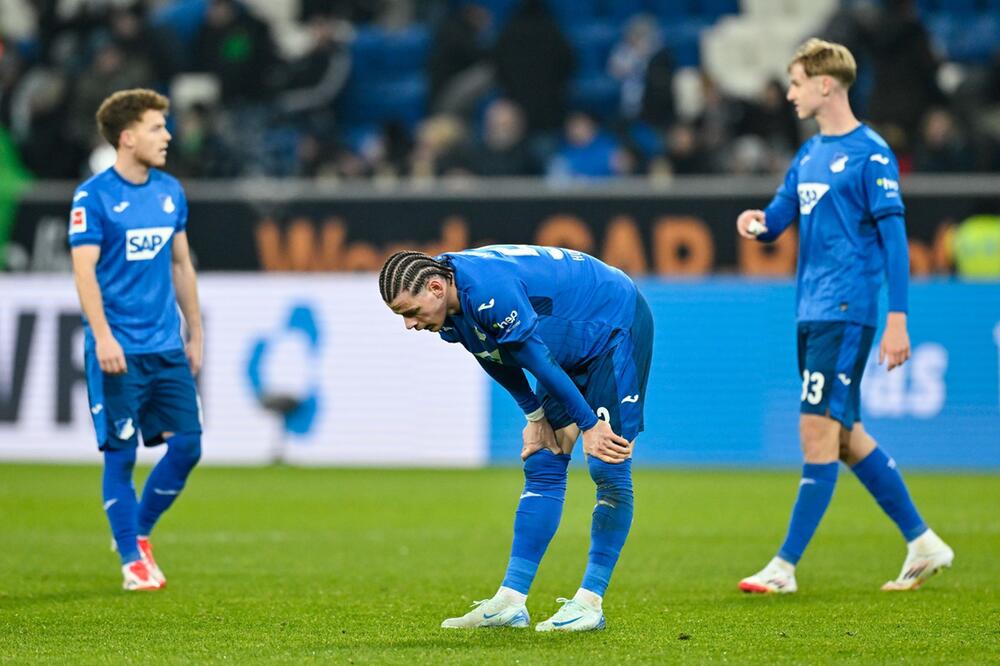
[740, 322, 847, 594]
[441, 438, 571, 629]
[86, 347, 162, 591]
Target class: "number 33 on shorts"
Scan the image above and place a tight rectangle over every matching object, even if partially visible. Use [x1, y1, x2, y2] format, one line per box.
[801, 369, 825, 405]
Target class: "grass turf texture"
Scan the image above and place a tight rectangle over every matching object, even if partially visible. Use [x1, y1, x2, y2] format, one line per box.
[1, 464, 997, 664]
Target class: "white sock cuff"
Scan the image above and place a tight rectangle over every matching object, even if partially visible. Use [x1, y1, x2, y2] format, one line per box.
[573, 587, 603, 610]
[497, 585, 527, 605]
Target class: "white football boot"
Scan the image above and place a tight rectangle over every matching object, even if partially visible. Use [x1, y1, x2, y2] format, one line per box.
[738, 556, 798, 594]
[440, 594, 530, 629]
[121, 559, 163, 591]
[882, 528, 954, 591]
[137, 536, 166, 587]
[535, 598, 606, 632]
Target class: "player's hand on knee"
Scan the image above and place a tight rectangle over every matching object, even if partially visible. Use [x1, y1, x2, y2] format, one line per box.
[582, 420, 632, 463]
[521, 418, 558, 461]
[96, 334, 128, 374]
[737, 209, 768, 239]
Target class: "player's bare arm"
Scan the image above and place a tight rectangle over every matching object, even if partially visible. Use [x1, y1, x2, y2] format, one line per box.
[71, 244, 127, 375]
[171, 231, 204, 375]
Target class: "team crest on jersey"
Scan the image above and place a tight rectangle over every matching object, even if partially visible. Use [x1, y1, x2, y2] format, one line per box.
[829, 153, 848, 173]
[126, 226, 174, 261]
[797, 183, 830, 215]
[160, 194, 176, 214]
[69, 207, 87, 234]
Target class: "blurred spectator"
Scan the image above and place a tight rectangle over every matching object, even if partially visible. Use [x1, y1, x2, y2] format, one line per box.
[693, 72, 741, 173]
[913, 108, 975, 173]
[547, 111, 624, 180]
[493, 0, 574, 136]
[69, 38, 153, 148]
[464, 98, 535, 176]
[665, 122, 712, 175]
[740, 79, 799, 156]
[426, 1, 492, 115]
[409, 113, 468, 178]
[276, 15, 354, 136]
[300, 0, 381, 23]
[107, 4, 183, 84]
[607, 13, 676, 130]
[864, 0, 944, 145]
[952, 202, 1000, 279]
[172, 102, 243, 178]
[194, 0, 282, 105]
[8, 66, 82, 177]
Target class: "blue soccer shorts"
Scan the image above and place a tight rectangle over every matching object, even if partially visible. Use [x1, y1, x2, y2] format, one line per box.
[84, 346, 202, 450]
[797, 320, 876, 428]
[537, 292, 654, 442]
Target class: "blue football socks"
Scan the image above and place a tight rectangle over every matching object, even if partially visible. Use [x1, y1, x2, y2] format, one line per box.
[502, 449, 571, 594]
[777, 461, 839, 565]
[103, 446, 140, 564]
[851, 446, 927, 542]
[581, 456, 634, 597]
[137, 433, 202, 536]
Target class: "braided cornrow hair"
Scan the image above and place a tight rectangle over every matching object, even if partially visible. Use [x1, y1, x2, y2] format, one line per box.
[379, 251, 455, 303]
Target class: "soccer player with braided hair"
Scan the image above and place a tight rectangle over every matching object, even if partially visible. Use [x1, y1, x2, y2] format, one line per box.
[380, 245, 653, 632]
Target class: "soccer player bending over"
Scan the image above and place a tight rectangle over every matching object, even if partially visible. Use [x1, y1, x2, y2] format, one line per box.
[735, 39, 953, 594]
[69, 89, 204, 591]
[380, 246, 653, 631]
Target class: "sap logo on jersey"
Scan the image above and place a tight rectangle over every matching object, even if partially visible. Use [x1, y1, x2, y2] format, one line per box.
[796, 183, 830, 215]
[126, 226, 174, 261]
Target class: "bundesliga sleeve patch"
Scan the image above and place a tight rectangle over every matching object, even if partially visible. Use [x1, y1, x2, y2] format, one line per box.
[69, 207, 87, 234]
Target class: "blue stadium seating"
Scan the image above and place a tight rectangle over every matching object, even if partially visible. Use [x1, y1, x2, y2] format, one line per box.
[566, 21, 620, 74]
[569, 74, 621, 119]
[660, 18, 706, 68]
[545, 0, 600, 26]
[150, 0, 206, 46]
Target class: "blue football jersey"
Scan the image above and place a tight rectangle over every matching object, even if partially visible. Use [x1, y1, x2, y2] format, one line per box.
[771, 124, 905, 326]
[68, 167, 188, 354]
[437, 245, 637, 369]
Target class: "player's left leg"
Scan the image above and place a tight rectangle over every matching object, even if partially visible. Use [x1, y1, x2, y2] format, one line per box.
[537, 292, 651, 632]
[841, 424, 954, 590]
[134, 350, 203, 586]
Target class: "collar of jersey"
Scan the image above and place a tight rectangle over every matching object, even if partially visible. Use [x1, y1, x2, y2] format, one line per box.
[819, 123, 865, 143]
[108, 166, 155, 188]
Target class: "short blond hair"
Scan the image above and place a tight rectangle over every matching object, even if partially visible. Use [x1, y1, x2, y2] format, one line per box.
[788, 38, 857, 89]
[96, 88, 170, 148]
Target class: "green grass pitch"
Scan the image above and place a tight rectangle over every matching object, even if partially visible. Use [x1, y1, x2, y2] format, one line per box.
[1, 464, 997, 664]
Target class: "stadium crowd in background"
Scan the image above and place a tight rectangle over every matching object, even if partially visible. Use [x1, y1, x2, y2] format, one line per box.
[1, 0, 1000, 181]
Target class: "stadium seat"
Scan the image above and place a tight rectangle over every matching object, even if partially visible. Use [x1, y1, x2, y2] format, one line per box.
[566, 21, 621, 74]
[944, 14, 999, 63]
[569, 74, 621, 119]
[692, 0, 740, 21]
[661, 18, 707, 68]
[645, 0, 692, 22]
[350, 26, 430, 80]
[150, 0, 207, 47]
[545, 0, 599, 27]
[338, 74, 427, 129]
[597, 0, 645, 24]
